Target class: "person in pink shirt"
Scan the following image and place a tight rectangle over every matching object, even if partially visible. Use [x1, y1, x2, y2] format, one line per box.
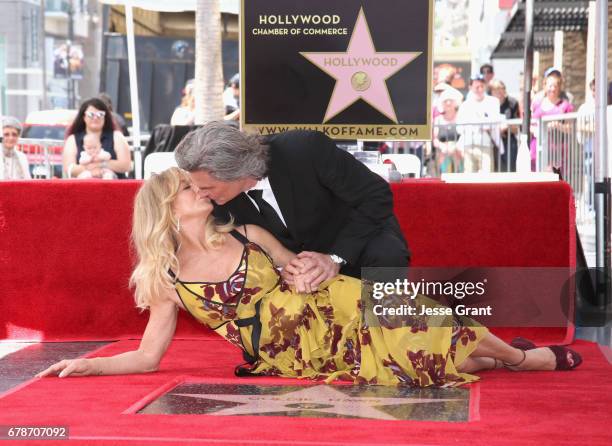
[530, 68, 574, 171]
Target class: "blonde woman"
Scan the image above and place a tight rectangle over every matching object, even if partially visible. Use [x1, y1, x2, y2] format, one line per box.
[37, 168, 581, 385]
[170, 82, 195, 126]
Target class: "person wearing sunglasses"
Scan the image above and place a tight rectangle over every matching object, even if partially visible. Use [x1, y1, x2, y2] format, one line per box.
[0, 116, 31, 180]
[62, 97, 131, 179]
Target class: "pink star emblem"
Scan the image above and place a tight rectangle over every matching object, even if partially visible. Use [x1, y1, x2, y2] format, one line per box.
[301, 8, 421, 123]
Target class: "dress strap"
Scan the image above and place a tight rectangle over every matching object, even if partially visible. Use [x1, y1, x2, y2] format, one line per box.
[229, 227, 249, 245]
[234, 299, 263, 377]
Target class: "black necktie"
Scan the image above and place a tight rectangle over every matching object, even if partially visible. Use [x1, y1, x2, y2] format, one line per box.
[247, 189, 289, 237]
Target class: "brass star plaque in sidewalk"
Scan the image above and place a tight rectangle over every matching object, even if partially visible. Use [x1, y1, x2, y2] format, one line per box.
[138, 383, 471, 422]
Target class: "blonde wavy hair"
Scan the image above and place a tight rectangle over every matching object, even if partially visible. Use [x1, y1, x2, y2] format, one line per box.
[130, 167, 234, 309]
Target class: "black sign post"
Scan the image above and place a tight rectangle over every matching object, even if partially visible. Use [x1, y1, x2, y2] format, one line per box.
[240, 0, 433, 141]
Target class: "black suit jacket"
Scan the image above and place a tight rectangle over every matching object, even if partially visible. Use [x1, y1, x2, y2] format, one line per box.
[214, 130, 397, 265]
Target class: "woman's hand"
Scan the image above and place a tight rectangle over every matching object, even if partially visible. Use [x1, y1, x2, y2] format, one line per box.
[292, 273, 313, 294]
[285, 252, 340, 293]
[280, 256, 305, 284]
[282, 260, 319, 293]
[36, 297, 177, 379]
[285, 272, 317, 294]
[36, 358, 99, 378]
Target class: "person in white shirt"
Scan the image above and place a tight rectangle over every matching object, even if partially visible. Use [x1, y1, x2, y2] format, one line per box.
[223, 74, 240, 121]
[456, 74, 502, 173]
[170, 82, 195, 126]
[1, 117, 31, 180]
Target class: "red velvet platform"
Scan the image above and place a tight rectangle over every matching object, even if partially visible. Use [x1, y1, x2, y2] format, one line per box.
[0, 180, 575, 343]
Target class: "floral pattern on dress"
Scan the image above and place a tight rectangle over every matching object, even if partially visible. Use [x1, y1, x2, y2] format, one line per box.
[240, 284, 262, 305]
[359, 325, 373, 346]
[175, 233, 489, 387]
[343, 339, 359, 367]
[406, 350, 465, 387]
[382, 355, 416, 386]
[196, 299, 236, 321]
[454, 326, 478, 347]
[224, 322, 242, 348]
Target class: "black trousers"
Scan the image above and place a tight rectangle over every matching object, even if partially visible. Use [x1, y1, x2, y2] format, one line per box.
[340, 216, 410, 279]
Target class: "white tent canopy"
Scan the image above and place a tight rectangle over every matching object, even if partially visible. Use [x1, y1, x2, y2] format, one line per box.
[99, 0, 239, 178]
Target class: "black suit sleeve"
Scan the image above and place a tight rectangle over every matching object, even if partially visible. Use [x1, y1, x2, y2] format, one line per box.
[310, 132, 395, 264]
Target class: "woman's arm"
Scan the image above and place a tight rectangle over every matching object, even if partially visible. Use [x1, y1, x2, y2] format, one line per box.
[62, 135, 82, 178]
[241, 224, 295, 268]
[242, 225, 319, 293]
[36, 294, 178, 378]
[107, 131, 132, 174]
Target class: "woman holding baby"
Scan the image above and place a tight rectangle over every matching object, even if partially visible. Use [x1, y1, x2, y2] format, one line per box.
[62, 97, 131, 179]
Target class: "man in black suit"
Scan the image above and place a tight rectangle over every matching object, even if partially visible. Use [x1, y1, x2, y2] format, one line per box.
[174, 121, 409, 290]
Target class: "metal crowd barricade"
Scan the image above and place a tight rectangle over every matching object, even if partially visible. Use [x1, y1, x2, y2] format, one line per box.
[385, 112, 595, 226]
[387, 118, 522, 177]
[126, 133, 149, 180]
[18, 138, 65, 179]
[132, 145, 144, 179]
[539, 112, 596, 225]
[16, 137, 147, 179]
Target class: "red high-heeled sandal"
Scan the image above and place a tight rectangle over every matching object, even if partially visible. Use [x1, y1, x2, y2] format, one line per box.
[510, 337, 536, 350]
[509, 337, 582, 370]
[548, 345, 582, 370]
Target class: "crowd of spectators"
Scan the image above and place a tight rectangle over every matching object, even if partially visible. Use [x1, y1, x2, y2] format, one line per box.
[1, 67, 610, 180]
[426, 63, 604, 174]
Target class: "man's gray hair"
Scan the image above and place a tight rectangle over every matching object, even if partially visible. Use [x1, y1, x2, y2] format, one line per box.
[2, 116, 22, 134]
[174, 121, 269, 181]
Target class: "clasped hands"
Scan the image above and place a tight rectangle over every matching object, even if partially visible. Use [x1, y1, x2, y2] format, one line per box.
[281, 251, 341, 294]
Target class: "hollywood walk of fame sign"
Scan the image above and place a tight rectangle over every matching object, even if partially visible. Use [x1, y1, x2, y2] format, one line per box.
[240, 0, 434, 141]
[138, 383, 472, 422]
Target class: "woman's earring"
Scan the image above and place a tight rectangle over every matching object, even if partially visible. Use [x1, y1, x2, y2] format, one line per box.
[175, 217, 181, 233]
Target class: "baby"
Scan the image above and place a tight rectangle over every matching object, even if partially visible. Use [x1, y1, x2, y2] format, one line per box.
[77, 134, 117, 179]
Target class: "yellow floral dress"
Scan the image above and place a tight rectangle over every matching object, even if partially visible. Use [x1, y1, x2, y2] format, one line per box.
[174, 231, 489, 387]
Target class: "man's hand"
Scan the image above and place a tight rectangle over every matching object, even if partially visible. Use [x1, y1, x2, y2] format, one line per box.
[284, 251, 341, 293]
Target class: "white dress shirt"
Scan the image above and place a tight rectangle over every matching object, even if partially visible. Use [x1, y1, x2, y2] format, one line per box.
[247, 177, 288, 227]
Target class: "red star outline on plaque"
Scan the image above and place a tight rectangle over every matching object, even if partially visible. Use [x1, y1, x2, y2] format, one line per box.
[300, 8, 421, 123]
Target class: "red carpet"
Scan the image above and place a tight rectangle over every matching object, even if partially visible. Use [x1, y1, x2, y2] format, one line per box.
[1, 338, 610, 445]
[0, 180, 587, 444]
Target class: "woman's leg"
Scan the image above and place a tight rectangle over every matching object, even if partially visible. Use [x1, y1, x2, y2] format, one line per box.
[457, 332, 557, 372]
[456, 356, 499, 373]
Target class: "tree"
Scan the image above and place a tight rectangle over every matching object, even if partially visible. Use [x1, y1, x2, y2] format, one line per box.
[194, 0, 225, 123]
